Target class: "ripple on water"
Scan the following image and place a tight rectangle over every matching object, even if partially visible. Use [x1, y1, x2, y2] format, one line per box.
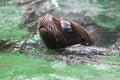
[51, 61, 67, 69]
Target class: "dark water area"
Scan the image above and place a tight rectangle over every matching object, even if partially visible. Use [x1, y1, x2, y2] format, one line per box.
[0, 0, 120, 80]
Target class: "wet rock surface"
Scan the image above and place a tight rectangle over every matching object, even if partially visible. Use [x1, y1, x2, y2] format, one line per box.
[9, 0, 120, 65]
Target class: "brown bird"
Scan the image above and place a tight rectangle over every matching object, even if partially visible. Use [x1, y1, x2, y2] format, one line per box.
[39, 14, 95, 50]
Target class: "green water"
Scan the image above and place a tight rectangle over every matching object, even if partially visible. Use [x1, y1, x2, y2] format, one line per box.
[0, 52, 120, 80]
[0, 0, 120, 80]
[58, 0, 120, 29]
[0, 1, 28, 42]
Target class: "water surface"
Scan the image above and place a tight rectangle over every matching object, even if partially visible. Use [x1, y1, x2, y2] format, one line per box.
[0, 0, 120, 80]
